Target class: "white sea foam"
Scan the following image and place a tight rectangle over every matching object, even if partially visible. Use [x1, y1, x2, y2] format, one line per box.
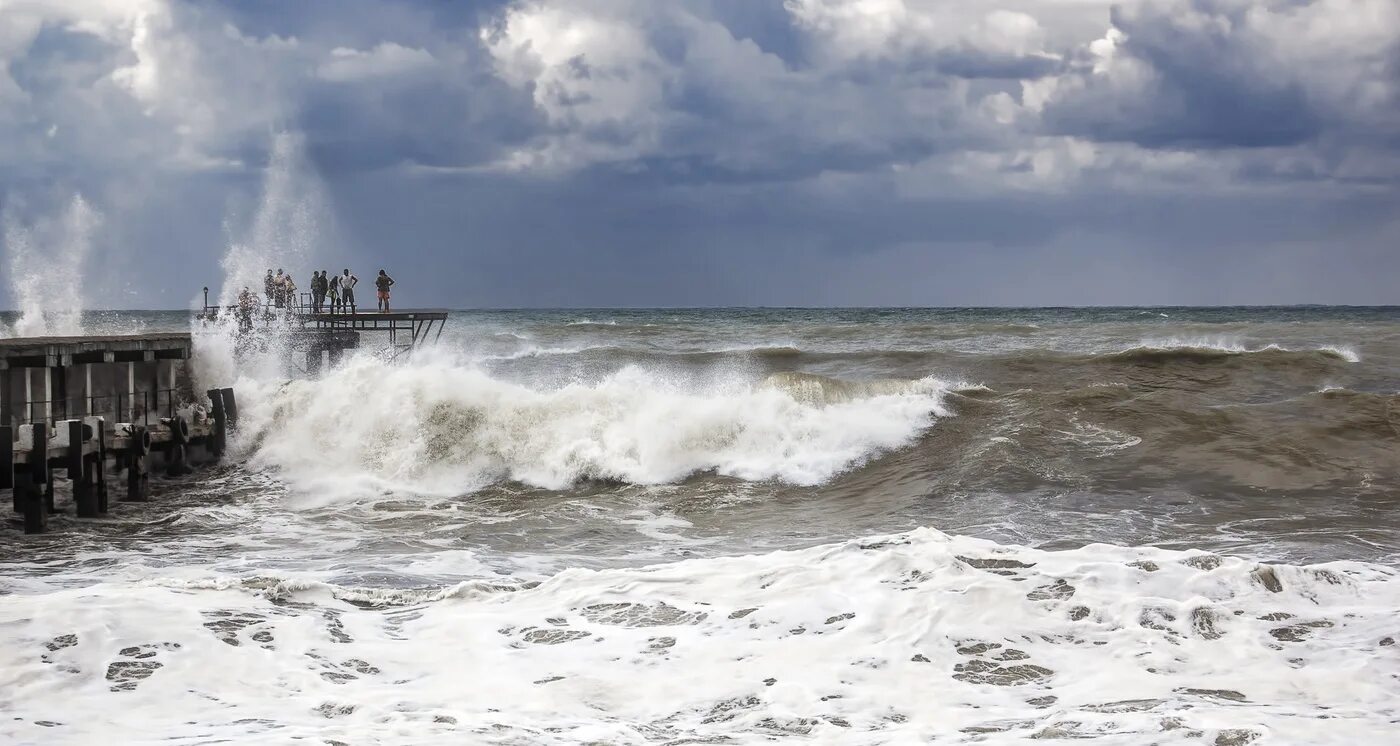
[229, 353, 958, 502]
[2, 528, 1395, 744]
[567, 318, 619, 326]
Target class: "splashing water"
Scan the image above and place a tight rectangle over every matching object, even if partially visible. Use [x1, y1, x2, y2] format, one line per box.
[217, 131, 332, 307]
[197, 131, 340, 388]
[3, 195, 101, 337]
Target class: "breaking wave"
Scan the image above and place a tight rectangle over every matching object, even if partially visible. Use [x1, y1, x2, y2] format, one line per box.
[235, 356, 966, 500]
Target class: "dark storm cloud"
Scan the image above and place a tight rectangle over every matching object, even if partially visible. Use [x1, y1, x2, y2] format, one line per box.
[0, 0, 1397, 310]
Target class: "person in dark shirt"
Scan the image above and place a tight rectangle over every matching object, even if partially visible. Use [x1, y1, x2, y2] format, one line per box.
[311, 271, 327, 313]
[275, 269, 290, 308]
[263, 269, 275, 306]
[375, 270, 395, 313]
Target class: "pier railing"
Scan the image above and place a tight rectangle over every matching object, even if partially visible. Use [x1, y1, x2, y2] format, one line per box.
[16, 389, 185, 430]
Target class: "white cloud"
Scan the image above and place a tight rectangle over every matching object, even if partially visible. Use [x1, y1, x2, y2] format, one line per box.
[785, 0, 1061, 76]
[318, 42, 435, 82]
[481, 2, 675, 170]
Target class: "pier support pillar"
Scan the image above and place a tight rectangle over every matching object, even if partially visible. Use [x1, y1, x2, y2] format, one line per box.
[43, 367, 54, 422]
[220, 388, 238, 430]
[95, 423, 108, 513]
[17, 466, 46, 534]
[166, 444, 189, 477]
[306, 348, 323, 376]
[81, 364, 94, 417]
[328, 347, 344, 367]
[24, 369, 33, 424]
[28, 422, 52, 529]
[70, 420, 98, 518]
[125, 427, 150, 502]
[125, 362, 135, 422]
[206, 389, 226, 460]
[43, 441, 58, 515]
[165, 416, 191, 477]
[0, 368, 11, 427]
[2, 425, 14, 511]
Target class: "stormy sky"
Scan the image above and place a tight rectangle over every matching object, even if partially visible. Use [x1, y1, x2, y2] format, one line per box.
[0, 0, 1397, 309]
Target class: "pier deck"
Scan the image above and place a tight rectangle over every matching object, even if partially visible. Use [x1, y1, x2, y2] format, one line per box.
[0, 333, 191, 368]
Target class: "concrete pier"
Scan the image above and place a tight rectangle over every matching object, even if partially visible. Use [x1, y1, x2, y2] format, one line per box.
[2, 334, 235, 535]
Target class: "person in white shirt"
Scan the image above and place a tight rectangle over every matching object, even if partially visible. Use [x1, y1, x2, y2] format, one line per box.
[339, 268, 358, 313]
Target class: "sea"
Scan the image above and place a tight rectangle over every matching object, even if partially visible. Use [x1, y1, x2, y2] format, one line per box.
[1, 306, 1398, 744]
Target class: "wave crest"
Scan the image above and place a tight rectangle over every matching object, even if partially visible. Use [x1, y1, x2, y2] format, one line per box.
[237, 359, 959, 499]
[1103, 340, 1359, 365]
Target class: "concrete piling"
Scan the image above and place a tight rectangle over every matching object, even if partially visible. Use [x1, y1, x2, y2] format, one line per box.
[221, 387, 238, 429]
[94, 420, 108, 514]
[165, 415, 192, 477]
[207, 390, 226, 460]
[69, 420, 100, 518]
[2, 426, 14, 513]
[125, 426, 150, 502]
[17, 467, 45, 534]
[24, 422, 50, 533]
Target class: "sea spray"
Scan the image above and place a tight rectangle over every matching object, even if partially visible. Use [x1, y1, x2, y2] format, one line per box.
[196, 131, 343, 389]
[216, 131, 336, 308]
[2, 194, 100, 337]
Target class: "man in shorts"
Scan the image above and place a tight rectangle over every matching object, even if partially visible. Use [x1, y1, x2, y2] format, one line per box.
[340, 268, 358, 314]
[375, 269, 395, 313]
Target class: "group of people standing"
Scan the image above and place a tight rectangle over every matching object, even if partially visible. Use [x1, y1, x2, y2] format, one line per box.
[301, 269, 359, 314]
[256, 268, 396, 314]
[235, 267, 397, 332]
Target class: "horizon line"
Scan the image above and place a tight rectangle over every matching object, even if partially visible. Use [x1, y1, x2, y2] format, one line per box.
[3, 303, 1399, 314]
